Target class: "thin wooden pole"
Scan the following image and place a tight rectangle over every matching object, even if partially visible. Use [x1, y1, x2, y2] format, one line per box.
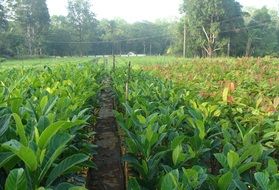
[125, 61, 131, 101]
[113, 55, 116, 71]
[183, 23, 186, 58]
[124, 61, 131, 189]
[227, 38, 231, 57]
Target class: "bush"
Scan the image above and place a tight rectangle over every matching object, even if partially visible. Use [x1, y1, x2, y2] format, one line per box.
[0, 57, 7, 63]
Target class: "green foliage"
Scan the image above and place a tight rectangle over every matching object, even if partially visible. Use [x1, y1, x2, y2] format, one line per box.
[0, 1, 7, 32]
[0, 60, 101, 189]
[182, 0, 227, 57]
[1, 0, 279, 57]
[5, 168, 27, 190]
[46, 154, 89, 186]
[7, 0, 50, 55]
[67, 0, 97, 56]
[113, 57, 279, 189]
[247, 7, 278, 57]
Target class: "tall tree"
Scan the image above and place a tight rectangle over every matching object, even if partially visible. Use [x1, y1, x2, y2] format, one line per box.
[246, 7, 277, 56]
[181, 0, 248, 57]
[67, 0, 97, 56]
[0, 0, 8, 56]
[182, 0, 226, 57]
[0, 0, 7, 31]
[220, 0, 247, 56]
[46, 16, 73, 56]
[98, 19, 127, 55]
[7, 0, 50, 55]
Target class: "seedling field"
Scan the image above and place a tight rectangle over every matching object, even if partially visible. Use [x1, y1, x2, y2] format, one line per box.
[0, 57, 278, 190]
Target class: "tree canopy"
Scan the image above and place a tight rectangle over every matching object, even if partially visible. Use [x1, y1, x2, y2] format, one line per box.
[0, 0, 278, 58]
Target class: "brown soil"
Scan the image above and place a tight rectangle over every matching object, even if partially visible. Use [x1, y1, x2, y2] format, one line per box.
[86, 78, 125, 190]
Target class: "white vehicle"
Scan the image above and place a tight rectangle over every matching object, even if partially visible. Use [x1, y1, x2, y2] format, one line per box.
[127, 52, 136, 56]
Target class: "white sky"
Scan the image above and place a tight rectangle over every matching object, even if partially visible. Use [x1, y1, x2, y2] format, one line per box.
[47, 0, 279, 23]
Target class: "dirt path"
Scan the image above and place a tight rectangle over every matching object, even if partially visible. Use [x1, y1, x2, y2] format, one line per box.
[87, 77, 125, 190]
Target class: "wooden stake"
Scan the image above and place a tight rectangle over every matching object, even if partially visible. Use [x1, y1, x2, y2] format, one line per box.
[183, 23, 186, 58]
[113, 55, 116, 71]
[124, 146, 128, 190]
[227, 38, 231, 57]
[124, 61, 131, 189]
[125, 61, 131, 101]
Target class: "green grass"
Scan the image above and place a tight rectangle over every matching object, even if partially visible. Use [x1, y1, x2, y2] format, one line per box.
[0, 57, 94, 69]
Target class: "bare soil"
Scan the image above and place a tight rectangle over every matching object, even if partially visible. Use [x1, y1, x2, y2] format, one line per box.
[86, 78, 125, 190]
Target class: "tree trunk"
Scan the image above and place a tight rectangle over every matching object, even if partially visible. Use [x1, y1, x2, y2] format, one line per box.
[227, 38, 231, 57]
[79, 26, 83, 56]
[245, 37, 252, 57]
[208, 45, 213, 57]
[27, 26, 32, 56]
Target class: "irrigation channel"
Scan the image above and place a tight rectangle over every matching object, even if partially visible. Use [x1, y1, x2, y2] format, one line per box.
[86, 76, 125, 190]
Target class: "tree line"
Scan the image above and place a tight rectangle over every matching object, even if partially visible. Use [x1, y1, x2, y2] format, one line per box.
[0, 0, 173, 57]
[171, 0, 279, 57]
[0, 0, 278, 58]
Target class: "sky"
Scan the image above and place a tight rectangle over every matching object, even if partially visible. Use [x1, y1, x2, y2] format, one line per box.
[47, 0, 279, 23]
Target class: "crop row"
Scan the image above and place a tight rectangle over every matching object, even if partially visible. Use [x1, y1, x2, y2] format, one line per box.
[142, 58, 279, 114]
[113, 64, 279, 189]
[0, 62, 102, 190]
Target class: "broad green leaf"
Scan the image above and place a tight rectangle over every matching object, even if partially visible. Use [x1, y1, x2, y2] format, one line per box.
[12, 113, 28, 146]
[61, 120, 86, 131]
[233, 178, 248, 190]
[214, 153, 227, 168]
[123, 103, 133, 115]
[38, 133, 73, 183]
[38, 121, 67, 150]
[137, 115, 146, 124]
[34, 127, 40, 144]
[183, 166, 207, 188]
[218, 172, 233, 190]
[141, 160, 148, 175]
[0, 152, 16, 168]
[239, 144, 262, 163]
[161, 171, 178, 190]
[5, 168, 27, 190]
[37, 116, 50, 133]
[39, 149, 46, 165]
[122, 155, 145, 177]
[171, 135, 186, 150]
[172, 145, 186, 166]
[222, 87, 229, 103]
[237, 162, 261, 174]
[39, 96, 48, 115]
[2, 140, 38, 171]
[267, 159, 277, 175]
[254, 172, 269, 190]
[43, 96, 58, 115]
[128, 178, 141, 190]
[256, 97, 263, 108]
[196, 120, 205, 140]
[0, 114, 11, 137]
[145, 125, 154, 145]
[184, 168, 199, 185]
[46, 153, 89, 186]
[10, 98, 22, 114]
[227, 151, 239, 169]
